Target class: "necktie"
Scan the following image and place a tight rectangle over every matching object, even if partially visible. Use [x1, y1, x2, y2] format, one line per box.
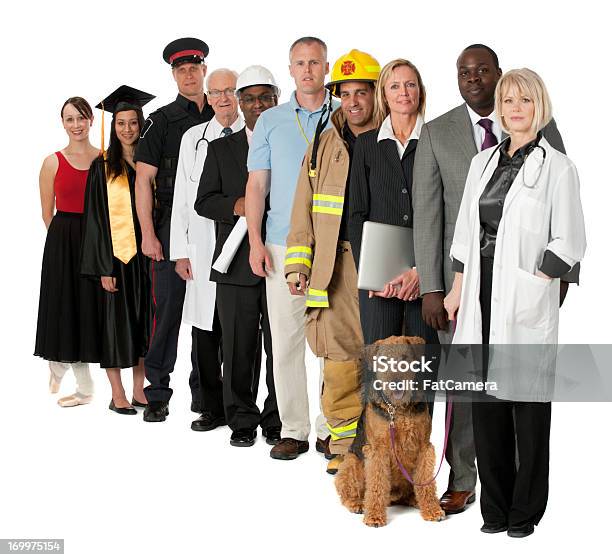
[478, 118, 498, 150]
[221, 127, 233, 137]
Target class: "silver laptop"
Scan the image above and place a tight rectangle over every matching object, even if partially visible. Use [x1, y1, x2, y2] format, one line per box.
[357, 221, 415, 291]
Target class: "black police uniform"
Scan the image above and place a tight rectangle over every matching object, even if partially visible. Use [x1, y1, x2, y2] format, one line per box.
[134, 93, 223, 412]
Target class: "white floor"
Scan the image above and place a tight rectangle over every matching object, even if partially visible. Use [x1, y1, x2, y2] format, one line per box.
[2, 327, 608, 560]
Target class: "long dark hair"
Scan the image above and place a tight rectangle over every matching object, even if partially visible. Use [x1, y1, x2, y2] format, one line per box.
[105, 105, 145, 179]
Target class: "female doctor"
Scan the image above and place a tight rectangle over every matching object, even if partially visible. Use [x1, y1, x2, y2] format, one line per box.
[444, 68, 586, 538]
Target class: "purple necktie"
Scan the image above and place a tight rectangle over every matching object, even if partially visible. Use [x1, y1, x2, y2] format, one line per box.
[478, 118, 498, 150]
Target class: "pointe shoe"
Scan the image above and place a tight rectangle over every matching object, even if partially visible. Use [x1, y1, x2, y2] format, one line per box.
[49, 370, 62, 394]
[57, 393, 93, 407]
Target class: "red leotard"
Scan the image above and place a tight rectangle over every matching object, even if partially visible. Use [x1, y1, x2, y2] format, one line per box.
[54, 151, 89, 213]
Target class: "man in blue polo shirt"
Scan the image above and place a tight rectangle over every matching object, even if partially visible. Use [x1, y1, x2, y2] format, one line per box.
[246, 36, 339, 460]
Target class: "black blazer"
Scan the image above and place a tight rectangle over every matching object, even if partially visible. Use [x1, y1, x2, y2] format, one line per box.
[195, 128, 262, 287]
[348, 127, 418, 268]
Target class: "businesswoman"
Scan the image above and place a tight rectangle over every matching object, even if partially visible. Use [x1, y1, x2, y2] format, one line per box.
[35, 97, 100, 406]
[444, 68, 586, 537]
[349, 58, 437, 345]
[81, 87, 153, 415]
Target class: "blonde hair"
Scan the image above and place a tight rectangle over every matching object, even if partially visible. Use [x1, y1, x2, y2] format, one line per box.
[495, 68, 552, 135]
[373, 59, 426, 128]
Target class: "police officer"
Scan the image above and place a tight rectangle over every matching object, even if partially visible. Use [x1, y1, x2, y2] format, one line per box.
[134, 38, 217, 422]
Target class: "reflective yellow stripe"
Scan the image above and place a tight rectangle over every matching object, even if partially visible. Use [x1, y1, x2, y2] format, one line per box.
[327, 421, 359, 441]
[286, 245, 313, 255]
[313, 205, 343, 216]
[312, 194, 344, 216]
[285, 257, 312, 266]
[285, 246, 312, 268]
[313, 194, 344, 203]
[306, 288, 329, 308]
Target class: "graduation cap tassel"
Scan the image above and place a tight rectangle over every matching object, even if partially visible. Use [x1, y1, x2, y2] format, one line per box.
[100, 101, 105, 156]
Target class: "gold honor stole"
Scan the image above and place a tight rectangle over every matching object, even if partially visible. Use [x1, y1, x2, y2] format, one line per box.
[106, 164, 137, 264]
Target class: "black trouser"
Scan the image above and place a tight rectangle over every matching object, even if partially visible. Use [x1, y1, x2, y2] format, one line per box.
[358, 291, 439, 345]
[216, 282, 279, 431]
[143, 210, 222, 410]
[359, 291, 438, 417]
[190, 316, 224, 416]
[473, 257, 551, 526]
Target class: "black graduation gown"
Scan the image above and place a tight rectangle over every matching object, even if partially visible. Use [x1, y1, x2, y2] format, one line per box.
[81, 157, 150, 369]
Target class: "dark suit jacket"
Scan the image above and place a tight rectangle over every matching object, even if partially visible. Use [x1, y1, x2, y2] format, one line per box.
[348, 128, 418, 268]
[195, 128, 262, 287]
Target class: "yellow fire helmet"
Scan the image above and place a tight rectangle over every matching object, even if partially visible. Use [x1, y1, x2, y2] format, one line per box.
[326, 49, 381, 97]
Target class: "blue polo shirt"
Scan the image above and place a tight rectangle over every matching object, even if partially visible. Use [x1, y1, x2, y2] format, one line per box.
[248, 90, 339, 246]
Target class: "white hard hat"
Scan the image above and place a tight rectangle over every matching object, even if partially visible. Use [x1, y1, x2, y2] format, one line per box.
[236, 65, 280, 96]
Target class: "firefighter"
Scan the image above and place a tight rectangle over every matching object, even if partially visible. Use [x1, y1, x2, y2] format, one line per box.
[284, 49, 380, 474]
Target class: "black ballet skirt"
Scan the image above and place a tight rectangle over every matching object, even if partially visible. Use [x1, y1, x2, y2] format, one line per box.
[80, 158, 150, 369]
[34, 211, 102, 363]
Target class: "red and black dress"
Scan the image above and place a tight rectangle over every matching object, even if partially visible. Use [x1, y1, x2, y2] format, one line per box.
[34, 151, 101, 363]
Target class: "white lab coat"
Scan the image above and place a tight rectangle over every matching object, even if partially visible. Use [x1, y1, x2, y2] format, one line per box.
[170, 115, 244, 330]
[450, 137, 586, 399]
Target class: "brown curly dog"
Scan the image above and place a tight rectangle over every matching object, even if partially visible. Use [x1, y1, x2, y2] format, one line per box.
[335, 335, 445, 527]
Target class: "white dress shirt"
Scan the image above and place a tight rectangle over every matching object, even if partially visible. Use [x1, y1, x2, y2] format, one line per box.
[170, 114, 244, 330]
[377, 114, 424, 158]
[465, 105, 502, 152]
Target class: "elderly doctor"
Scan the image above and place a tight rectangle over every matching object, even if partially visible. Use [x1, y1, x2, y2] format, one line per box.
[444, 68, 586, 538]
[171, 68, 244, 431]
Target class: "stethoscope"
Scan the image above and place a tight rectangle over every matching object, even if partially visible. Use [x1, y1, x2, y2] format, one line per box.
[480, 139, 547, 189]
[189, 120, 213, 182]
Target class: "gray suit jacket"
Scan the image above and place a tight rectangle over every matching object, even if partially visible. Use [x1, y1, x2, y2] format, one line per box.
[413, 103, 576, 294]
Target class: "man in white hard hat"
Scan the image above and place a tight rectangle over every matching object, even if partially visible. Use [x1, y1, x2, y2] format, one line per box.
[170, 68, 244, 432]
[195, 66, 281, 447]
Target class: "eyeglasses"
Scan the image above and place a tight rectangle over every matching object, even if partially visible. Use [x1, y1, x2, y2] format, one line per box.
[240, 94, 277, 105]
[208, 88, 237, 98]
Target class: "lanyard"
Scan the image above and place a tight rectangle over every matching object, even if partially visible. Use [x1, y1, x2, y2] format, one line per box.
[295, 111, 316, 145]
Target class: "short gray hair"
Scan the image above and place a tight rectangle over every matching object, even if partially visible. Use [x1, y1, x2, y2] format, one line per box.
[289, 36, 327, 60]
[206, 68, 239, 89]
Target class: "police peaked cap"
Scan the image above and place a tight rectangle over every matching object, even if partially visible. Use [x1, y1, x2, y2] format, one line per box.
[163, 38, 209, 67]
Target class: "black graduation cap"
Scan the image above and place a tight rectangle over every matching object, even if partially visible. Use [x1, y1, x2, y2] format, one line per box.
[163, 37, 209, 67]
[95, 85, 155, 114]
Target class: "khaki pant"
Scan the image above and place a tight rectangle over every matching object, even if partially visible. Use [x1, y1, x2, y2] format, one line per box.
[265, 243, 328, 442]
[306, 242, 363, 454]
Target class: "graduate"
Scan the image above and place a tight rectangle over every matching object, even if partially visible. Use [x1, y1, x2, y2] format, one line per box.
[81, 85, 154, 415]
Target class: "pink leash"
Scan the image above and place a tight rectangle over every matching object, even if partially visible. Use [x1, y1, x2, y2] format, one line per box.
[388, 398, 453, 487]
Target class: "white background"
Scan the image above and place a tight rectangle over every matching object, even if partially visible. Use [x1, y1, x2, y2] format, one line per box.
[0, 0, 610, 558]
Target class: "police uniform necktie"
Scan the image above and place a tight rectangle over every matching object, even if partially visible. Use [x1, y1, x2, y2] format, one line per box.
[221, 127, 233, 137]
[478, 118, 498, 151]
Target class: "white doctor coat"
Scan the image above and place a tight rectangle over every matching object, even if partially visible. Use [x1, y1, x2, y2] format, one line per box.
[170, 115, 245, 330]
[449, 137, 586, 398]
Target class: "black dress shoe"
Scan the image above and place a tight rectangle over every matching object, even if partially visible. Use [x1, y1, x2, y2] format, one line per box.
[262, 426, 282, 445]
[131, 398, 147, 408]
[507, 522, 534, 538]
[143, 402, 169, 422]
[109, 399, 137, 415]
[230, 429, 257, 447]
[480, 521, 508, 534]
[191, 411, 227, 432]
